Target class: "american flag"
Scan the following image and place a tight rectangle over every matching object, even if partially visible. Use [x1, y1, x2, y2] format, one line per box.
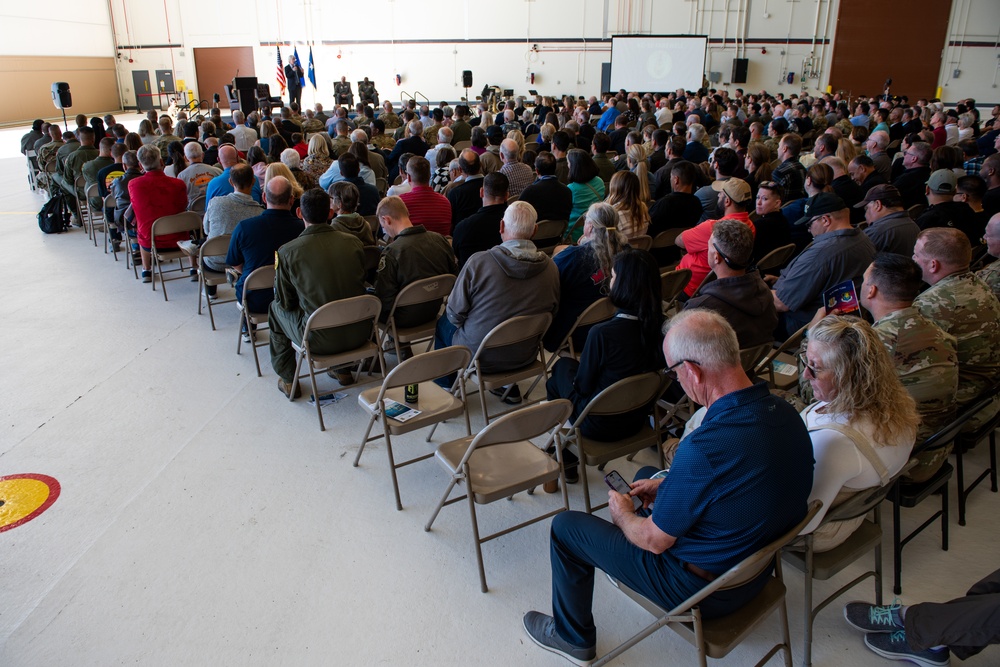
[276, 47, 287, 95]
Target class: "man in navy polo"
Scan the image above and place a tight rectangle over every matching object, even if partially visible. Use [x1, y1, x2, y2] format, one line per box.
[523, 309, 815, 665]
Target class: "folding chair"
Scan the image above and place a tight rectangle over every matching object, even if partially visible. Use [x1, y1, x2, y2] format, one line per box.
[754, 243, 797, 274]
[355, 346, 472, 510]
[103, 194, 119, 259]
[740, 343, 774, 374]
[236, 265, 276, 377]
[524, 297, 615, 398]
[559, 372, 667, 513]
[660, 268, 692, 314]
[952, 387, 1000, 526]
[150, 212, 202, 301]
[375, 177, 388, 197]
[424, 398, 574, 592]
[691, 270, 717, 298]
[783, 459, 917, 667]
[73, 175, 90, 233]
[26, 150, 38, 191]
[289, 294, 384, 431]
[595, 500, 823, 667]
[188, 194, 207, 218]
[376, 274, 457, 362]
[755, 324, 809, 392]
[452, 312, 553, 426]
[453, 140, 472, 152]
[534, 219, 569, 256]
[85, 183, 102, 246]
[651, 228, 687, 267]
[363, 215, 380, 238]
[630, 234, 653, 251]
[195, 235, 236, 330]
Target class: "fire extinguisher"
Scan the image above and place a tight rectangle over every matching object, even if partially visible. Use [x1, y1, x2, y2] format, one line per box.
[530, 72, 535, 85]
[395, 74, 401, 86]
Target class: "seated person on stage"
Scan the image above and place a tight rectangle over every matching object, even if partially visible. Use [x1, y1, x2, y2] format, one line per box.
[798, 315, 918, 552]
[523, 309, 815, 665]
[128, 145, 195, 283]
[433, 201, 559, 401]
[269, 188, 369, 397]
[334, 76, 354, 106]
[329, 182, 375, 246]
[843, 566, 1000, 667]
[451, 172, 509, 268]
[683, 219, 778, 349]
[546, 246, 665, 481]
[544, 203, 627, 353]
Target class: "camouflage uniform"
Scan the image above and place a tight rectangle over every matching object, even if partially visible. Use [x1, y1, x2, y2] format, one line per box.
[358, 82, 377, 105]
[874, 306, 959, 482]
[422, 123, 442, 145]
[371, 134, 396, 152]
[37, 139, 64, 172]
[330, 136, 352, 158]
[975, 259, 1000, 301]
[763, 137, 779, 162]
[300, 118, 325, 137]
[154, 133, 181, 158]
[380, 112, 402, 130]
[914, 271, 1000, 431]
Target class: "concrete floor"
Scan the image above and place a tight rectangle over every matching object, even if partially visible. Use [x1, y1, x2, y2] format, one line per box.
[0, 118, 997, 666]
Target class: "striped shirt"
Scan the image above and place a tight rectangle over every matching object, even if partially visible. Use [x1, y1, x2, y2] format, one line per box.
[400, 185, 452, 236]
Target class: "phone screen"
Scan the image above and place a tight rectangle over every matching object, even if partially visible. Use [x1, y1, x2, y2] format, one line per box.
[604, 470, 642, 510]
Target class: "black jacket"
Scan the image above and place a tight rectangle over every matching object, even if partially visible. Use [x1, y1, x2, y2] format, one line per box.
[684, 273, 778, 348]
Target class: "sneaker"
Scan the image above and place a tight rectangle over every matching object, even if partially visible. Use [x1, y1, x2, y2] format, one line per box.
[190, 268, 199, 282]
[141, 270, 152, 284]
[490, 384, 523, 405]
[864, 631, 949, 667]
[241, 331, 253, 344]
[844, 601, 904, 633]
[277, 377, 301, 399]
[522, 611, 595, 666]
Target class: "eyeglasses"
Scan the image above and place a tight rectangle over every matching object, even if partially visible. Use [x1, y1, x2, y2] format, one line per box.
[665, 358, 701, 380]
[797, 352, 826, 376]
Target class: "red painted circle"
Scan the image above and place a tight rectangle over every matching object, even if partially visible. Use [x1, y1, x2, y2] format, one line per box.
[0, 473, 61, 533]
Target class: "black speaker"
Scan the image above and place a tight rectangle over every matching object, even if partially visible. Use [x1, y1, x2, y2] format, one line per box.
[462, 70, 473, 88]
[51, 82, 72, 109]
[731, 58, 749, 84]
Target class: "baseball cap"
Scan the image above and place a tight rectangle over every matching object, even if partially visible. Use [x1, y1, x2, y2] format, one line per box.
[854, 183, 903, 208]
[926, 169, 957, 195]
[485, 125, 504, 141]
[794, 192, 847, 226]
[711, 177, 752, 204]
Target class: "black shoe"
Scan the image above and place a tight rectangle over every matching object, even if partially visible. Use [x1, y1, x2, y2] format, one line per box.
[490, 384, 522, 405]
[522, 611, 595, 666]
[547, 445, 580, 484]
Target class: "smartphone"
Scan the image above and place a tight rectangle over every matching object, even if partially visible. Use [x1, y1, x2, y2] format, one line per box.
[604, 470, 642, 511]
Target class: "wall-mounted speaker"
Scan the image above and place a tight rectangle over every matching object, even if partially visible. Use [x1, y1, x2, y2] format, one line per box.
[732, 58, 749, 84]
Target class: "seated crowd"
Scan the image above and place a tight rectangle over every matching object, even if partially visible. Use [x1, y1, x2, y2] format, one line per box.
[23, 88, 1000, 666]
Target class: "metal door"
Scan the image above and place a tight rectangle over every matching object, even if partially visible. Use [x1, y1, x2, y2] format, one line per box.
[155, 69, 175, 109]
[132, 71, 153, 111]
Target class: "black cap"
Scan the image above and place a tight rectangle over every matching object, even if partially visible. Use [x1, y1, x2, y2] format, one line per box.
[794, 192, 847, 226]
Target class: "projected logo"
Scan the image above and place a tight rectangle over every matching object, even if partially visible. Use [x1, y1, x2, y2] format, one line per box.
[647, 51, 674, 79]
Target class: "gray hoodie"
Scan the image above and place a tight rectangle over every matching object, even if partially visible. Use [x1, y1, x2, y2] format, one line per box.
[447, 239, 560, 372]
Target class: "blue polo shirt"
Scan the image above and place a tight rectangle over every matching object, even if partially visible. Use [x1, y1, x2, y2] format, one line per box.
[205, 167, 262, 208]
[653, 381, 814, 574]
[226, 209, 304, 312]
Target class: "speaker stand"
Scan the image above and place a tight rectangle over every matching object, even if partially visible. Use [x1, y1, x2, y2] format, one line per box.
[61, 108, 68, 133]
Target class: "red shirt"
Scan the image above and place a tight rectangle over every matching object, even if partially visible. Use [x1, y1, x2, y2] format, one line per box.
[400, 185, 453, 236]
[931, 126, 947, 150]
[678, 212, 755, 296]
[293, 142, 308, 159]
[128, 170, 189, 249]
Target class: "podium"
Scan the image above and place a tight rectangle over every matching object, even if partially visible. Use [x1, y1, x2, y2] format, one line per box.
[232, 77, 259, 113]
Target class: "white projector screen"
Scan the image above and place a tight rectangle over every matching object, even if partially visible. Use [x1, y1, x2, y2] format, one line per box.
[610, 35, 708, 93]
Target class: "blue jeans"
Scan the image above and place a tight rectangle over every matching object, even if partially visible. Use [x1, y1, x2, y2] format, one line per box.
[548, 466, 770, 649]
[433, 315, 458, 388]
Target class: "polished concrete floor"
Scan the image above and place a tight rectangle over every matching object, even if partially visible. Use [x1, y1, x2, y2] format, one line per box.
[0, 119, 997, 666]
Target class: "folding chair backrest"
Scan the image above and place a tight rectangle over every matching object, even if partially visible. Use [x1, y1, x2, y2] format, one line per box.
[575, 297, 616, 330]
[363, 245, 382, 273]
[652, 228, 686, 249]
[660, 268, 692, 303]
[364, 215, 379, 236]
[103, 194, 115, 209]
[824, 459, 918, 523]
[463, 399, 573, 459]
[577, 372, 664, 419]
[739, 343, 773, 373]
[189, 195, 206, 214]
[476, 312, 553, 353]
[379, 345, 472, 392]
[151, 211, 202, 237]
[630, 235, 653, 251]
[304, 293, 381, 332]
[755, 324, 808, 375]
[199, 234, 231, 262]
[535, 219, 568, 242]
[722, 500, 823, 588]
[241, 264, 276, 304]
[391, 273, 457, 311]
[755, 243, 796, 273]
[85, 183, 99, 199]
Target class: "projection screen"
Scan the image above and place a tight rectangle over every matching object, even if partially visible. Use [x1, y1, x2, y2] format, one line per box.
[609, 35, 708, 93]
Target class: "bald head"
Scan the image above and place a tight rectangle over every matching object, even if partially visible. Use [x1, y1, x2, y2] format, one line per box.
[500, 139, 520, 163]
[264, 176, 293, 209]
[218, 144, 239, 169]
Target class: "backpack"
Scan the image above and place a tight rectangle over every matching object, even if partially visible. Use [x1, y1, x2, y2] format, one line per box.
[38, 192, 71, 234]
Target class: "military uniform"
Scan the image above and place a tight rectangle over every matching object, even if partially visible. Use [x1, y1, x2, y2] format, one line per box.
[374, 226, 457, 326]
[82, 156, 114, 209]
[763, 137, 779, 162]
[37, 139, 64, 172]
[371, 134, 396, 152]
[914, 271, 1000, 430]
[55, 139, 81, 171]
[154, 133, 181, 158]
[380, 112, 402, 130]
[450, 120, 472, 144]
[874, 306, 959, 481]
[334, 81, 354, 106]
[422, 123, 442, 145]
[359, 81, 377, 105]
[975, 259, 1000, 300]
[300, 118, 325, 136]
[330, 135, 352, 158]
[268, 225, 370, 383]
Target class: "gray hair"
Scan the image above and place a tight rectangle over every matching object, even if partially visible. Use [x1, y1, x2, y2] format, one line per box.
[280, 148, 301, 169]
[184, 142, 204, 160]
[122, 150, 139, 169]
[688, 123, 706, 142]
[664, 309, 741, 372]
[233, 110, 245, 124]
[710, 218, 754, 267]
[500, 138, 520, 162]
[408, 119, 424, 137]
[438, 126, 453, 144]
[350, 129, 368, 143]
[137, 145, 162, 171]
[502, 200, 538, 238]
[870, 130, 889, 151]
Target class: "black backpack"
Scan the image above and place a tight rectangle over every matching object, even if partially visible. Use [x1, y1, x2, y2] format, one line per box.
[38, 192, 71, 234]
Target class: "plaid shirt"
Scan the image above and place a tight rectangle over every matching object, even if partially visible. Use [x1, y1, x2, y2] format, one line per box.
[965, 156, 985, 176]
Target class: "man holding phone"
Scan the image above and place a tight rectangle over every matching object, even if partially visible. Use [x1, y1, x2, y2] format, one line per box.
[523, 309, 815, 665]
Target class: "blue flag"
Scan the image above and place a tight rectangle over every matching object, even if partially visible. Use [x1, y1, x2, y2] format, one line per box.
[308, 46, 317, 90]
[293, 46, 305, 87]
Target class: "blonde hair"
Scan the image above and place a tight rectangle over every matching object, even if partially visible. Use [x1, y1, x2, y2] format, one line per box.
[264, 162, 304, 199]
[259, 120, 278, 139]
[606, 171, 649, 238]
[307, 134, 329, 158]
[626, 143, 651, 202]
[506, 129, 525, 156]
[808, 315, 919, 445]
[836, 137, 858, 164]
